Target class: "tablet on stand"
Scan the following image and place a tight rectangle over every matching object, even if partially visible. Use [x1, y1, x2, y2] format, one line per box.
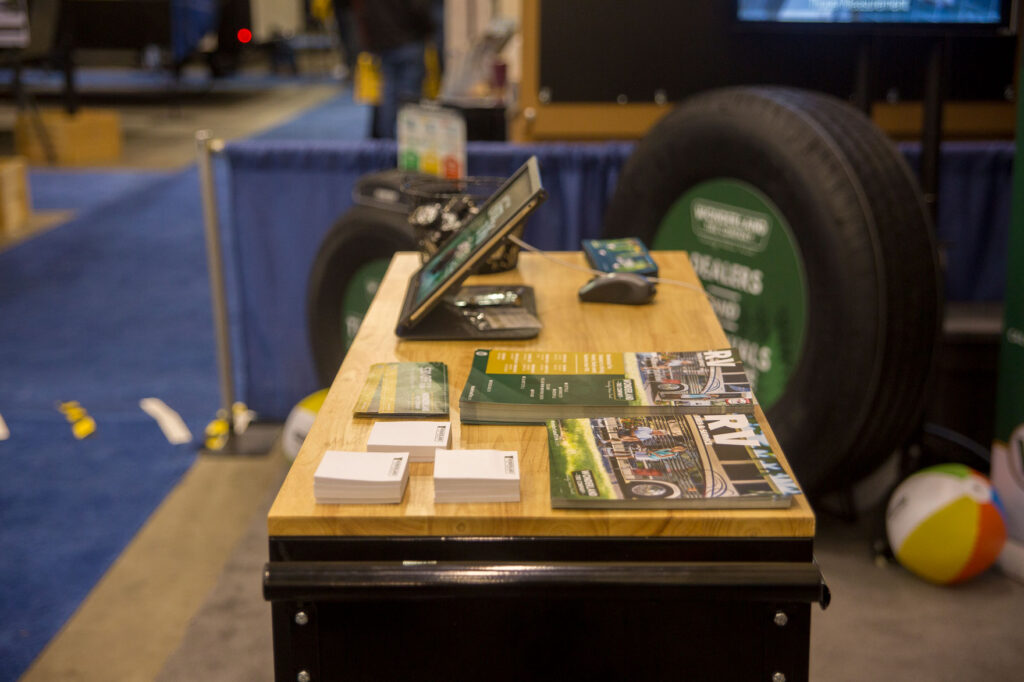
[394, 156, 547, 341]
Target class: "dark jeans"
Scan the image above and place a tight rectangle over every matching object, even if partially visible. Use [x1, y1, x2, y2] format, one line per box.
[376, 41, 426, 139]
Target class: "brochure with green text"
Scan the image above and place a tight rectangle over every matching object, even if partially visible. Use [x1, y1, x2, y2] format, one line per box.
[547, 414, 798, 509]
[459, 348, 755, 424]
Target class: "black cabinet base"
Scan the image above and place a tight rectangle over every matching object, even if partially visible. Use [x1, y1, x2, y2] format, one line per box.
[265, 552, 827, 682]
[272, 596, 812, 682]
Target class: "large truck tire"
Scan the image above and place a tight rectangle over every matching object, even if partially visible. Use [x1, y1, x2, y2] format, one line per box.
[307, 205, 417, 387]
[603, 86, 941, 495]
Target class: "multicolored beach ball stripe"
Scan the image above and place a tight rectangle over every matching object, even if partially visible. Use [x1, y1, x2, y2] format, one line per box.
[886, 463, 1007, 585]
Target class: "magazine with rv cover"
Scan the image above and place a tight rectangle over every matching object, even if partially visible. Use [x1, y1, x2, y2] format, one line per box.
[459, 348, 755, 424]
[546, 414, 799, 509]
[354, 362, 449, 417]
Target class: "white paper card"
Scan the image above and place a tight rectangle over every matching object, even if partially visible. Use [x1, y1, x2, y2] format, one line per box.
[315, 450, 409, 483]
[434, 449, 519, 481]
[433, 449, 520, 503]
[314, 451, 410, 504]
[366, 421, 452, 461]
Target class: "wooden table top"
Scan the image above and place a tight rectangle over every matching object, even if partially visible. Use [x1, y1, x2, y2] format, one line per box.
[268, 251, 815, 538]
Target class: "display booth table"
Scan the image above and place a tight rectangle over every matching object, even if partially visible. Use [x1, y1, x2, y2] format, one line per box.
[264, 251, 827, 681]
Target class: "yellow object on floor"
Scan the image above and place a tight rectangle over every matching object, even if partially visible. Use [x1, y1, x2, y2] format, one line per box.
[58, 401, 97, 439]
[282, 389, 328, 461]
[203, 402, 258, 451]
[203, 414, 230, 451]
[353, 44, 442, 106]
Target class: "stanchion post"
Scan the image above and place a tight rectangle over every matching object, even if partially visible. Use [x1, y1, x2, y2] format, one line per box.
[195, 130, 280, 455]
[196, 130, 234, 415]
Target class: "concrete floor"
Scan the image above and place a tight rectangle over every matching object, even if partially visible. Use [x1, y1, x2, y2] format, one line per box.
[21, 451, 291, 682]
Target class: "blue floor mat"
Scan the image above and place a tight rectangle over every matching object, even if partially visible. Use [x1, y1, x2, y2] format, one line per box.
[251, 89, 371, 141]
[0, 417, 196, 679]
[29, 168, 173, 213]
[0, 168, 221, 680]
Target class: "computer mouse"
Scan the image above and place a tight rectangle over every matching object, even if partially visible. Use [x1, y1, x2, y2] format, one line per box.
[577, 272, 656, 305]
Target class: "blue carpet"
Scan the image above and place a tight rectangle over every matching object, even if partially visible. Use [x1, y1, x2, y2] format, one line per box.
[251, 89, 371, 141]
[0, 83, 369, 682]
[0, 169, 221, 680]
[29, 168, 173, 212]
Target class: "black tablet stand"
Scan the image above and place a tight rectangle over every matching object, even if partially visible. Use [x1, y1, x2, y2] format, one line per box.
[396, 285, 541, 341]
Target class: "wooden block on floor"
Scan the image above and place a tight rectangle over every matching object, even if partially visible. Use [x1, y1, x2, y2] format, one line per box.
[14, 108, 123, 166]
[0, 210, 74, 251]
[0, 156, 30, 236]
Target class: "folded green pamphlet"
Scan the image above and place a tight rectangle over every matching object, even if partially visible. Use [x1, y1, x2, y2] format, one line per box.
[355, 362, 449, 417]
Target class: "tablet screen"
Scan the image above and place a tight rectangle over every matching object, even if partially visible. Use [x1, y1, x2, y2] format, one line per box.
[397, 156, 545, 330]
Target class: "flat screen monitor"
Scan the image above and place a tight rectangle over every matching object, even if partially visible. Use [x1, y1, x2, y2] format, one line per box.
[735, 0, 1015, 32]
[395, 156, 546, 335]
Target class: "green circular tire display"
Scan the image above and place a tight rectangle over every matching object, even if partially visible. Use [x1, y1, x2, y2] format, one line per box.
[603, 86, 941, 495]
[308, 205, 418, 387]
[654, 179, 807, 409]
[341, 258, 391, 351]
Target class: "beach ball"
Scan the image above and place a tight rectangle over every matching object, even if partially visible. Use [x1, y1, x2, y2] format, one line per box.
[886, 463, 1006, 585]
[282, 389, 328, 461]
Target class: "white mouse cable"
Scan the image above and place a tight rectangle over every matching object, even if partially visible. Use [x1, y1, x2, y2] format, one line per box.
[506, 234, 707, 295]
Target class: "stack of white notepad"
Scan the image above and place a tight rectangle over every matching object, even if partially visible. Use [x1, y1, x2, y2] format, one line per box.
[313, 450, 410, 504]
[433, 449, 521, 503]
[366, 420, 452, 462]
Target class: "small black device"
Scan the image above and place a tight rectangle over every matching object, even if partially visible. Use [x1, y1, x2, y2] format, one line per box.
[577, 272, 656, 305]
[395, 156, 547, 339]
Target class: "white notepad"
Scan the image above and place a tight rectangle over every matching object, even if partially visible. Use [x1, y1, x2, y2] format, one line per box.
[314, 450, 410, 504]
[366, 420, 452, 462]
[433, 449, 520, 503]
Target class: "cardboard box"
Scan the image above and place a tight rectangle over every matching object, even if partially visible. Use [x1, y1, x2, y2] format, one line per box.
[0, 156, 30, 236]
[14, 108, 122, 166]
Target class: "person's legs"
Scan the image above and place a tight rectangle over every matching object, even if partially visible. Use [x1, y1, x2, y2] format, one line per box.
[334, 8, 359, 77]
[376, 41, 426, 138]
[377, 55, 400, 138]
